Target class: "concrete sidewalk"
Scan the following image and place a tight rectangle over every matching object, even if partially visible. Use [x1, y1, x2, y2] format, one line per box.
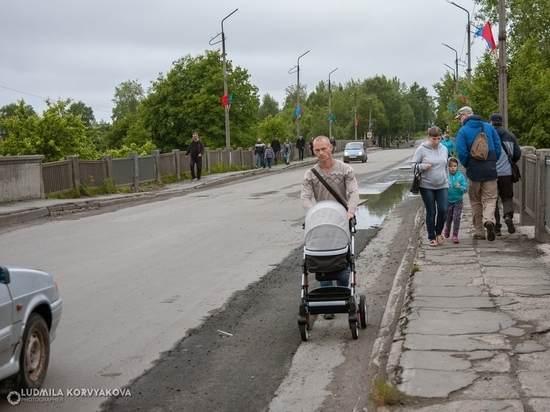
[384, 196, 550, 411]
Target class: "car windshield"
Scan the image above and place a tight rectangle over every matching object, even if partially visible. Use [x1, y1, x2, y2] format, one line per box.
[345, 143, 363, 150]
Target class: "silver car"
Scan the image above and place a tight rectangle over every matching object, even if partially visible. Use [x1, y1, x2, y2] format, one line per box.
[0, 265, 62, 390]
[343, 141, 368, 163]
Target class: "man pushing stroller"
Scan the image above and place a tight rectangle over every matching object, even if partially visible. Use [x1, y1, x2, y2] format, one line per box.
[300, 135, 359, 319]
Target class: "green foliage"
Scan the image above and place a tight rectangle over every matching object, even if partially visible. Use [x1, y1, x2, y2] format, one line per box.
[139, 50, 259, 152]
[104, 141, 157, 158]
[209, 162, 252, 174]
[0, 99, 99, 161]
[257, 115, 290, 143]
[371, 379, 410, 406]
[258, 93, 280, 120]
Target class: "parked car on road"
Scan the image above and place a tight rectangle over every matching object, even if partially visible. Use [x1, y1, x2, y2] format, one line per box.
[343, 141, 368, 163]
[0, 265, 62, 390]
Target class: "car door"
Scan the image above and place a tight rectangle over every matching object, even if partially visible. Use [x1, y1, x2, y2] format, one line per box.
[0, 281, 14, 366]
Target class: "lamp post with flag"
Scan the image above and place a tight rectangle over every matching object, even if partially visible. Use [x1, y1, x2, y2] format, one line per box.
[328, 68, 338, 139]
[446, 1, 471, 86]
[289, 50, 310, 142]
[209, 8, 238, 165]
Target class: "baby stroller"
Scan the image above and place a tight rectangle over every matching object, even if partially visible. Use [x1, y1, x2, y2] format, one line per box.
[298, 200, 367, 341]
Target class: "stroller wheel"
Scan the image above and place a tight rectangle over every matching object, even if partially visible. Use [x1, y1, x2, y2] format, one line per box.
[299, 323, 309, 341]
[359, 295, 367, 329]
[349, 320, 359, 340]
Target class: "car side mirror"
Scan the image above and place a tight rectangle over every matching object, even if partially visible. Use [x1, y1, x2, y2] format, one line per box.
[0, 266, 11, 284]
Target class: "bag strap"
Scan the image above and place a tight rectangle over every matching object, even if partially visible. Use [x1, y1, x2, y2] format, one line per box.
[310, 168, 348, 210]
[500, 138, 515, 165]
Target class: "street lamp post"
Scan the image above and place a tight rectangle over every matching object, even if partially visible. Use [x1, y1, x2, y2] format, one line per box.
[354, 93, 357, 140]
[442, 43, 459, 93]
[209, 8, 238, 165]
[288, 50, 310, 141]
[328, 68, 338, 139]
[447, 1, 471, 85]
[443, 63, 457, 89]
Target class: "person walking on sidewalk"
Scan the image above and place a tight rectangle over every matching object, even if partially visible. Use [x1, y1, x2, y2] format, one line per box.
[441, 134, 455, 157]
[254, 137, 265, 168]
[296, 135, 305, 160]
[411, 126, 449, 247]
[282, 139, 292, 165]
[455, 106, 501, 241]
[185, 132, 205, 181]
[489, 113, 521, 236]
[301, 135, 359, 319]
[264, 143, 275, 169]
[444, 157, 468, 244]
[271, 137, 281, 165]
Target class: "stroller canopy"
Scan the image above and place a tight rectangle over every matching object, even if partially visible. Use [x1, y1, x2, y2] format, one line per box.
[304, 200, 350, 252]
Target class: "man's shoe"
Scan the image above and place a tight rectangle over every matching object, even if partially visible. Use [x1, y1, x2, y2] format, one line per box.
[485, 221, 496, 241]
[323, 313, 334, 320]
[495, 224, 502, 236]
[505, 216, 516, 234]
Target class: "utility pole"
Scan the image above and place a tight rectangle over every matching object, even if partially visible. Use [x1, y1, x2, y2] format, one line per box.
[443, 63, 458, 92]
[209, 8, 238, 165]
[288, 50, 310, 141]
[328, 68, 338, 139]
[354, 93, 357, 140]
[447, 1, 471, 85]
[498, 0, 508, 128]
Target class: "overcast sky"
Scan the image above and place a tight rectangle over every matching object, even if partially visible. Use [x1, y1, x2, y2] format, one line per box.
[1, 0, 490, 122]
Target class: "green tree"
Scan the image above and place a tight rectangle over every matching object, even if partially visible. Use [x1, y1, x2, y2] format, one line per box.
[111, 80, 144, 122]
[256, 114, 289, 143]
[0, 99, 98, 161]
[258, 93, 280, 120]
[68, 101, 96, 127]
[139, 50, 259, 151]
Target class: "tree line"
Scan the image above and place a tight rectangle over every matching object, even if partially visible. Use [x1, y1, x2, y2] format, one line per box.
[2, 0, 547, 163]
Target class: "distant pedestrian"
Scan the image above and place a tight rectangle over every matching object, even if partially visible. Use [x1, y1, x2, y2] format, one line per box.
[264, 143, 275, 169]
[296, 135, 305, 160]
[490, 113, 521, 236]
[444, 157, 468, 244]
[329, 136, 336, 154]
[411, 126, 449, 247]
[254, 137, 265, 168]
[455, 106, 501, 241]
[283, 139, 292, 165]
[271, 137, 281, 165]
[309, 138, 314, 157]
[441, 134, 455, 158]
[185, 132, 205, 181]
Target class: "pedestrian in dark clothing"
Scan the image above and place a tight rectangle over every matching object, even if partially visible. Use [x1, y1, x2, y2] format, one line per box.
[185, 132, 205, 180]
[329, 137, 336, 154]
[489, 113, 521, 236]
[271, 137, 281, 165]
[296, 135, 305, 160]
[309, 138, 314, 157]
[254, 137, 265, 168]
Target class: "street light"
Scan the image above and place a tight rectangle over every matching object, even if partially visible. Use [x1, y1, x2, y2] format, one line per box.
[443, 63, 458, 91]
[288, 50, 310, 141]
[328, 67, 338, 139]
[447, 0, 471, 85]
[209, 8, 238, 165]
[442, 43, 459, 93]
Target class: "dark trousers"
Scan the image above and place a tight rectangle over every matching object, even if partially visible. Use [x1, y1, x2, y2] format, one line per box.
[298, 148, 304, 160]
[190, 157, 202, 179]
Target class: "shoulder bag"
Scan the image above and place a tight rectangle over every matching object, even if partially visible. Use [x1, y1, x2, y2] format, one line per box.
[410, 164, 421, 194]
[501, 141, 521, 183]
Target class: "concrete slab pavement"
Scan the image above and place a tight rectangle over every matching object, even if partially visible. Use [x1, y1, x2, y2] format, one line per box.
[384, 196, 550, 411]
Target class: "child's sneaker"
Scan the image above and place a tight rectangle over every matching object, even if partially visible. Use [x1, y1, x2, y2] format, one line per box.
[444, 228, 450, 238]
[452, 236, 459, 244]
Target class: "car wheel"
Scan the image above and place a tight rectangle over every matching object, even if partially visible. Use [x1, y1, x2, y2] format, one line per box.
[18, 314, 50, 389]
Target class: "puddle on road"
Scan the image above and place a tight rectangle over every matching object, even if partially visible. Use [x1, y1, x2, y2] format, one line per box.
[356, 182, 414, 229]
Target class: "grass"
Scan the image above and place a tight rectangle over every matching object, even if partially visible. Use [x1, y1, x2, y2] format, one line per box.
[47, 178, 130, 200]
[371, 378, 410, 407]
[411, 264, 420, 275]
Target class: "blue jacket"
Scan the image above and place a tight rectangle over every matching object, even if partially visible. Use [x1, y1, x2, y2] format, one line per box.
[455, 115, 501, 181]
[448, 169, 468, 203]
[441, 138, 454, 157]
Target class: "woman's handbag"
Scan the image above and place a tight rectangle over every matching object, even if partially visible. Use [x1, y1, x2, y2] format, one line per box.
[410, 164, 421, 194]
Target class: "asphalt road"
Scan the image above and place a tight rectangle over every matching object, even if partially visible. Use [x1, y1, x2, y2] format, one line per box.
[0, 147, 421, 411]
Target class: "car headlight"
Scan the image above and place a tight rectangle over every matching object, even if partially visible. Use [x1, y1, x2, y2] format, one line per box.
[344, 151, 349, 156]
[358, 151, 363, 155]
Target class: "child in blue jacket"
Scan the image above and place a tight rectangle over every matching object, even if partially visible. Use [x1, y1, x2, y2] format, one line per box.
[444, 157, 468, 243]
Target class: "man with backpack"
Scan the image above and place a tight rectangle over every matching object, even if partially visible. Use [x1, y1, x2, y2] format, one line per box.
[455, 106, 502, 241]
